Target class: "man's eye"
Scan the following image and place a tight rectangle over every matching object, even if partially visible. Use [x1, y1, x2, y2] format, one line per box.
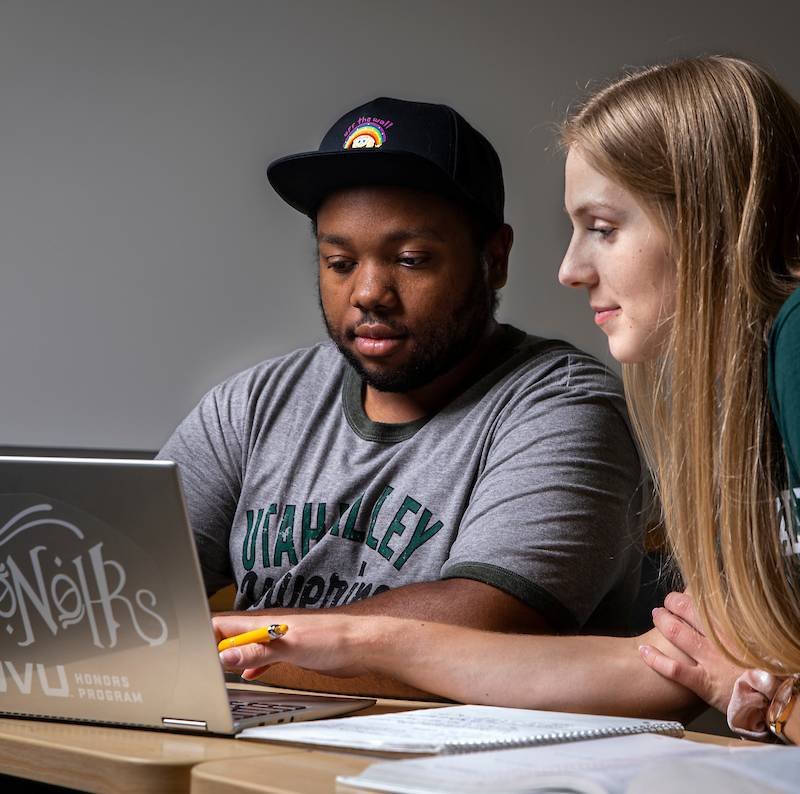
[327, 258, 356, 272]
[397, 254, 429, 267]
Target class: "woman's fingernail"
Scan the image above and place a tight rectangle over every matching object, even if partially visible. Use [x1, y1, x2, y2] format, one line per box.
[639, 645, 651, 657]
[220, 648, 242, 665]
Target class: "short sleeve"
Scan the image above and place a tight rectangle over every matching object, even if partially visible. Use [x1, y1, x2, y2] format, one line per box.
[156, 377, 248, 596]
[441, 353, 642, 632]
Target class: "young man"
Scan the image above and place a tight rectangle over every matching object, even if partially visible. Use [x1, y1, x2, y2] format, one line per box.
[159, 98, 644, 692]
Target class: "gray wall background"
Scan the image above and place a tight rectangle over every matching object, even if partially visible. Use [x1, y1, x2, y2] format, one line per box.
[2, 0, 798, 451]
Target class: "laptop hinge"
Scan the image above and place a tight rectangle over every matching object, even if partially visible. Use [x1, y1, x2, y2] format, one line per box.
[162, 717, 208, 731]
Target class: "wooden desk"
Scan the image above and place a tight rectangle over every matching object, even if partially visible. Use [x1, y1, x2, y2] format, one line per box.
[0, 678, 750, 794]
[0, 695, 441, 793]
[0, 717, 300, 794]
[189, 731, 754, 794]
[192, 750, 369, 794]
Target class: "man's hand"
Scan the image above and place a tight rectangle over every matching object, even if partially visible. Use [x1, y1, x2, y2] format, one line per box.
[212, 579, 551, 699]
[213, 612, 387, 681]
[638, 591, 745, 713]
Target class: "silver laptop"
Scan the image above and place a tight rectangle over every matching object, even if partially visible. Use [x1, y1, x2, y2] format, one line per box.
[0, 456, 374, 734]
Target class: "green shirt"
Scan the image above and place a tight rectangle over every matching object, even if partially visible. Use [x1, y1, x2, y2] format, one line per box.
[768, 286, 800, 548]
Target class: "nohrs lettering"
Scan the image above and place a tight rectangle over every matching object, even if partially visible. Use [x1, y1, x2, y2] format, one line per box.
[0, 503, 169, 649]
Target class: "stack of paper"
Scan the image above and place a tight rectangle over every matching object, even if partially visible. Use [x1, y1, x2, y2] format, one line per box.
[337, 734, 796, 794]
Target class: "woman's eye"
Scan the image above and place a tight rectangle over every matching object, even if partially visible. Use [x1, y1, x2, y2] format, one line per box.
[587, 226, 616, 239]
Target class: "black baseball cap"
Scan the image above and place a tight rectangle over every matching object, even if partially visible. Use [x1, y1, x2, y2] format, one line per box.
[267, 97, 504, 226]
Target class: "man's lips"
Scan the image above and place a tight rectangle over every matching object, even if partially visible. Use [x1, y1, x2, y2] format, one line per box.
[353, 324, 407, 357]
[592, 306, 621, 326]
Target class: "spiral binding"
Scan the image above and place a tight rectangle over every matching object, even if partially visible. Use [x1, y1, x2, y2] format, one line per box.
[440, 721, 684, 755]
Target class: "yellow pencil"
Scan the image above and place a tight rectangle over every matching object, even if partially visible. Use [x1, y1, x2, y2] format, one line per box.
[217, 624, 288, 652]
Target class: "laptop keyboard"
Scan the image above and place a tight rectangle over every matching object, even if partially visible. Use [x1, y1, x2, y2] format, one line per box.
[228, 697, 307, 719]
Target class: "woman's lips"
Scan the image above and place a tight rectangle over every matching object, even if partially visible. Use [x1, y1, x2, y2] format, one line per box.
[593, 307, 621, 326]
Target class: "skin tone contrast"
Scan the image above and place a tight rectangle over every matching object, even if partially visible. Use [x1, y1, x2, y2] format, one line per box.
[212, 171, 716, 720]
[214, 187, 551, 699]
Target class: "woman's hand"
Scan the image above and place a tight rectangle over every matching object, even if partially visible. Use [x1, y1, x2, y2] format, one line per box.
[638, 591, 745, 713]
[212, 612, 385, 681]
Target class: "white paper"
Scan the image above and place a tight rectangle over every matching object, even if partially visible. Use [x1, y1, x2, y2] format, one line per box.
[336, 734, 756, 794]
[629, 746, 800, 794]
[237, 704, 682, 753]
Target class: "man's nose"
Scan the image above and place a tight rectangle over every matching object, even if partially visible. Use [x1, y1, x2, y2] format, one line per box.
[350, 261, 397, 311]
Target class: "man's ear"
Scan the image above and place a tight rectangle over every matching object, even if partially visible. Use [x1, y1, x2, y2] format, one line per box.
[485, 224, 513, 289]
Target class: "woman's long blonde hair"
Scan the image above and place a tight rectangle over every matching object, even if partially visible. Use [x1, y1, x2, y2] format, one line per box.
[562, 56, 800, 672]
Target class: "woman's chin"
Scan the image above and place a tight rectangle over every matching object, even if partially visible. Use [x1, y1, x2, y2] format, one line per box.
[607, 337, 653, 365]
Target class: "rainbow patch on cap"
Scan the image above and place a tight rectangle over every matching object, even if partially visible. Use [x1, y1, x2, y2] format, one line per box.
[344, 124, 386, 149]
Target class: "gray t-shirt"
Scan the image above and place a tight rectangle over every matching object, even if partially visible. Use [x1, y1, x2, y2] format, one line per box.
[158, 326, 644, 632]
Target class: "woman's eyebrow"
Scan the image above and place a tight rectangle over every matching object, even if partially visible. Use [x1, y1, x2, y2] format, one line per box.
[565, 200, 617, 217]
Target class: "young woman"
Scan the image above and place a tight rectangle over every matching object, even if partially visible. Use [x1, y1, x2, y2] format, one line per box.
[557, 56, 800, 739]
[214, 56, 800, 740]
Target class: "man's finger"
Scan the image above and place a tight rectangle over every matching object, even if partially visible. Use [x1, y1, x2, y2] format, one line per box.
[212, 616, 263, 642]
[663, 591, 703, 633]
[219, 641, 280, 670]
[242, 665, 271, 681]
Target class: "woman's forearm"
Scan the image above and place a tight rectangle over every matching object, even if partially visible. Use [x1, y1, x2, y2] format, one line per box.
[214, 613, 702, 721]
[362, 620, 701, 721]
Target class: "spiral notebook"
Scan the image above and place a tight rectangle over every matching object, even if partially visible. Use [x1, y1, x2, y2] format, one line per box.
[338, 734, 736, 794]
[237, 704, 684, 755]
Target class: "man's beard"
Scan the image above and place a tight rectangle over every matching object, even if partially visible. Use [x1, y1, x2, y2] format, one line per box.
[321, 266, 496, 394]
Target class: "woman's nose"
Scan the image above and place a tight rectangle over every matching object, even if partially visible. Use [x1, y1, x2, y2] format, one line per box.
[558, 241, 597, 289]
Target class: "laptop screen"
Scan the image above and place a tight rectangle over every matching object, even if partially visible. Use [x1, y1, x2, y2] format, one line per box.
[0, 457, 235, 732]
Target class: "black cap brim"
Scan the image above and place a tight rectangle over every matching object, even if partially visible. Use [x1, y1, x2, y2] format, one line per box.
[267, 149, 487, 220]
